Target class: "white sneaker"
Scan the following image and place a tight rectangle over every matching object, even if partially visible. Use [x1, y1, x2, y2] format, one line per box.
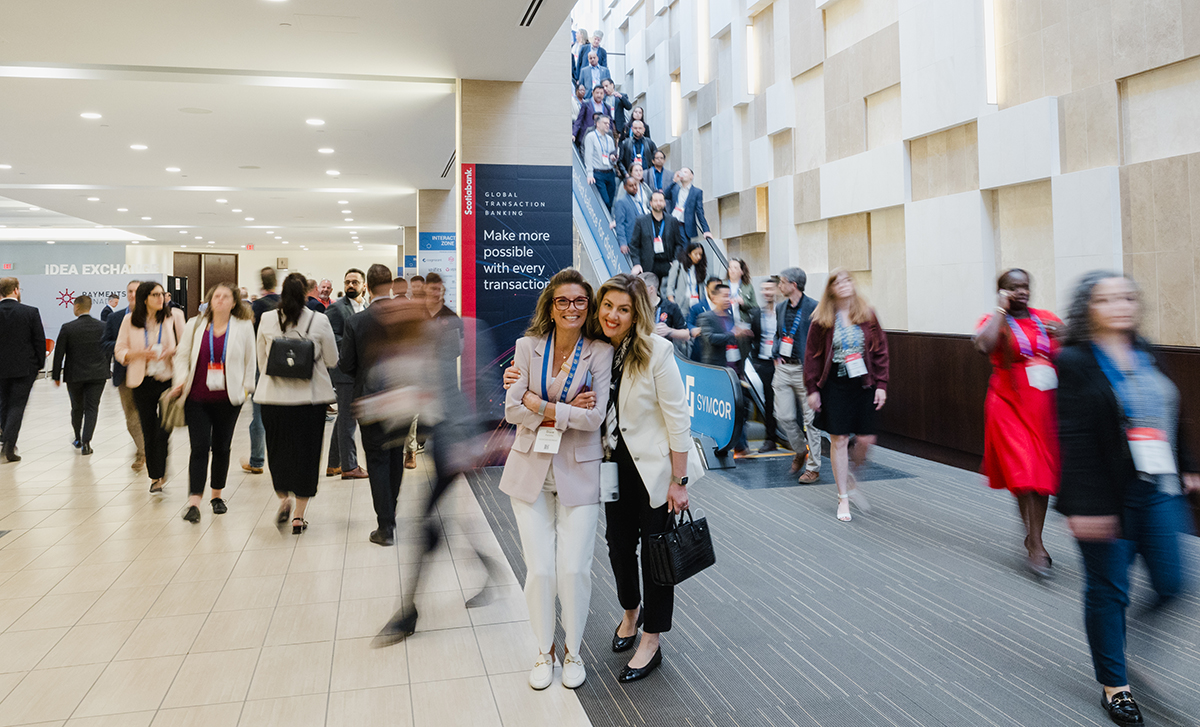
[528, 652, 555, 690]
[562, 652, 586, 689]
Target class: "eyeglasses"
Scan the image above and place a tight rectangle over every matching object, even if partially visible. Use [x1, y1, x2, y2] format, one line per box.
[553, 297, 590, 311]
[148, 292, 164, 298]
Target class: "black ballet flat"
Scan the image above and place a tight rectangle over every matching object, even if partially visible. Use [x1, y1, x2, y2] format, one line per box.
[617, 647, 662, 683]
[1102, 691, 1144, 725]
[612, 608, 644, 652]
[182, 506, 201, 523]
[210, 498, 227, 514]
[372, 609, 418, 648]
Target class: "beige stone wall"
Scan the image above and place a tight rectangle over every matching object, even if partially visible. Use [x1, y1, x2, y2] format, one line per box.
[910, 122, 980, 203]
[994, 181, 1056, 309]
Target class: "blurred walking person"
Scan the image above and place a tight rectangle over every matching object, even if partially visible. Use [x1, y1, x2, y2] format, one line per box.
[974, 269, 1063, 577]
[255, 273, 339, 535]
[1056, 271, 1199, 727]
[804, 269, 889, 522]
[325, 268, 369, 479]
[116, 281, 186, 491]
[102, 280, 146, 470]
[172, 284, 257, 523]
[52, 295, 107, 455]
[243, 267, 280, 475]
[0, 277, 45, 462]
[773, 268, 821, 481]
[750, 276, 780, 452]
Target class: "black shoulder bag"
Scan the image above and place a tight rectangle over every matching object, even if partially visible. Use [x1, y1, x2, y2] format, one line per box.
[265, 310, 316, 380]
[647, 509, 716, 586]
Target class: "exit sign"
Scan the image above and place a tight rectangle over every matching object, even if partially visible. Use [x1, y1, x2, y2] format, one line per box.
[246, 244, 255, 251]
[1, 263, 11, 270]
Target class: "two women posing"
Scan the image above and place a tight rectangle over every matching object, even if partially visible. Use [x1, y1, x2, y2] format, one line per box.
[502, 270, 694, 690]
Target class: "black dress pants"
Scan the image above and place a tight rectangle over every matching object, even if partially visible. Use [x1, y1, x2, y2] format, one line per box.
[751, 356, 778, 442]
[67, 381, 106, 444]
[131, 378, 172, 479]
[361, 422, 405, 531]
[185, 399, 242, 496]
[605, 437, 674, 633]
[0, 374, 37, 447]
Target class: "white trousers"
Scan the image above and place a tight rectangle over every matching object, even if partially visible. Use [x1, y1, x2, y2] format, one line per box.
[510, 471, 600, 656]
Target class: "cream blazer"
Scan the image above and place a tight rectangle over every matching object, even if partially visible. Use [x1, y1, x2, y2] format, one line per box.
[172, 317, 257, 405]
[499, 335, 613, 507]
[615, 335, 698, 508]
[114, 308, 186, 388]
[252, 308, 338, 406]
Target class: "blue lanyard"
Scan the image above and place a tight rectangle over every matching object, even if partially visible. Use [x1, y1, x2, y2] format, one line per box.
[653, 168, 663, 188]
[784, 299, 806, 339]
[542, 334, 585, 403]
[593, 130, 610, 156]
[208, 323, 227, 366]
[654, 217, 666, 240]
[1092, 344, 1155, 422]
[633, 139, 645, 158]
[1006, 313, 1049, 358]
[143, 321, 163, 349]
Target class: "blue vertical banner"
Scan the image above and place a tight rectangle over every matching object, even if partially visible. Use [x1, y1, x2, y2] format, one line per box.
[461, 163, 573, 422]
[418, 232, 457, 311]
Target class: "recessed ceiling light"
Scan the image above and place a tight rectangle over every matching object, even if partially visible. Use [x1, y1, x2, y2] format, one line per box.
[207, 240, 215, 244]
[131, 240, 140, 244]
[130, 144, 148, 150]
[337, 200, 349, 204]
[141, 216, 151, 220]
[80, 112, 102, 119]
[46, 240, 55, 245]
[326, 170, 340, 176]
[341, 209, 351, 214]
[275, 236, 282, 239]
[195, 236, 203, 239]
[232, 209, 242, 213]
[282, 241, 289, 244]
[165, 167, 181, 172]
[344, 218, 353, 221]
[306, 119, 325, 126]
[245, 217, 254, 221]
[181, 244, 187, 248]
[318, 148, 334, 154]
[117, 208, 128, 212]
[28, 207, 39, 211]
[0, 164, 11, 170]
[179, 230, 187, 234]
[87, 197, 100, 201]
[216, 199, 228, 204]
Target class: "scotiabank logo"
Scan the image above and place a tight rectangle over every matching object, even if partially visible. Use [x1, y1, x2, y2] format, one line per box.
[462, 167, 474, 217]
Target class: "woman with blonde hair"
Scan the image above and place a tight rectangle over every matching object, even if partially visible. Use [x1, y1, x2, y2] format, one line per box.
[499, 268, 612, 690]
[803, 269, 889, 522]
[171, 283, 257, 523]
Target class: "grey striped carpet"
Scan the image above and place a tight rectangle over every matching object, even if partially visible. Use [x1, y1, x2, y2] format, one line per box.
[468, 447, 1200, 727]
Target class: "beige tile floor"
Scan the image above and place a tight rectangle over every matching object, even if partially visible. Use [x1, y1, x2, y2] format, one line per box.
[0, 379, 592, 727]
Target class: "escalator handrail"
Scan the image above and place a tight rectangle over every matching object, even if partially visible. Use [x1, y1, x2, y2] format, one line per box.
[571, 146, 632, 278]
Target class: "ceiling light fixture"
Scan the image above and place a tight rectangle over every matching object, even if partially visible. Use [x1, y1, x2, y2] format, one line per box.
[245, 218, 255, 221]
[232, 209, 242, 213]
[46, 240, 55, 245]
[117, 208, 128, 212]
[344, 218, 353, 222]
[141, 216, 151, 220]
[131, 240, 140, 244]
[318, 148, 334, 154]
[216, 199, 227, 204]
[341, 209, 351, 214]
[181, 245, 186, 248]
[282, 241, 289, 244]
[0, 164, 11, 169]
[195, 236, 203, 239]
[306, 119, 325, 126]
[179, 230, 187, 234]
[80, 112, 102, 119]
[166, 167, 181, 172]
[275, 236, 282, 239]
[326, 170, 340, 176]
[207, 241, 215, 244]
[87, 197, 100, 201]
[337, 200, 348, 204]
[130, 144, 148, 150]
[28, 207, 39, 211]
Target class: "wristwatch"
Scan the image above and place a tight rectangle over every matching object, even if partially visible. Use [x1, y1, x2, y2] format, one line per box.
[671, 475, 688, 487]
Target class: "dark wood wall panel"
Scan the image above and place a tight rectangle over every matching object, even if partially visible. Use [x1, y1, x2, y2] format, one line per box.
[172, 252, 201, 318]
[203, 254, 238, 295]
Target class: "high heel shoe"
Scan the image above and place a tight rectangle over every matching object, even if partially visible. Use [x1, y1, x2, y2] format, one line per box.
[612, 608, 644, 652]
[836, 494, 852, 522]
[372, 608, 419, 648]
[617, 647, 662, 683]
[291, 517, 307, 535]
[847, 487, 870, 513]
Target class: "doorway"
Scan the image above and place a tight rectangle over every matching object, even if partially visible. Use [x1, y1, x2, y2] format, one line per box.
[174, 252, 240, 318]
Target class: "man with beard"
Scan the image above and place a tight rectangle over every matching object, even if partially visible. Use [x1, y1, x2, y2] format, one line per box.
[324, 268, 369, 480]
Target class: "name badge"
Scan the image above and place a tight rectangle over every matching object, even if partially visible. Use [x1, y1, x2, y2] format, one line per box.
[845, 353, 868, 378]
[600, 461, 619, 502]
[760, 337, 773, 359]
[1025, 362, 1057, 391]
[534, 426, 563, 454]
[206, 363, 226, 391]
[634, 154, 643, 165]
[725, 344, 741, 363]
[673, 206, 684, 221]
[779, 336, 794, 358]
[653, 236, 664, 253]
[1127, 428, 1176, 475]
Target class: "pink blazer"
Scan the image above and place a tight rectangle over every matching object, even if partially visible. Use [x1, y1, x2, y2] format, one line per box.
[114, 308, 186, 388]
[499, 335, 613, 507]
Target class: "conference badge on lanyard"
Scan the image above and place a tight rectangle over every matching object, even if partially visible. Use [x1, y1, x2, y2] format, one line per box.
[725, 344, 741, 363]
[844, 353, 867, 378]
[1007, 314, 1056, 391]
[206, 325, 227, 391]
[1127, 428, 1176, 475]
[653, 218, 665, 254]
[536, 334, 584, 455]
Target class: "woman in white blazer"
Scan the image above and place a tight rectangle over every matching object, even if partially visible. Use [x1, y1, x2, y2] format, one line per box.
[254, 273, 339, 535]
[499, 269, 612, 691]
[170, 283, 257, 523]
[116, 280, 187, 493]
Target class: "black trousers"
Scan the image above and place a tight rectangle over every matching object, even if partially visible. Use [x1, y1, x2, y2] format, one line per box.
[651, 257, 673, 287]
[362, 422, 405, 531]
[67, 380, 105, 444]
[0, 374, 37, 447]
[131, 378, 172, 479]
[261, 403, 326, 498]
[751, 357, 778, 442]
[606, 437, 674, 633]
[185, 398, 242, 496]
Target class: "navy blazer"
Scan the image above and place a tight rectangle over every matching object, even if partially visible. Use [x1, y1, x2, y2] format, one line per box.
[102, 307, 128, 386]
[324, 295, 359, 386]
[0, 298, 46, 378]
[577, 64, 612, 94]
[574, 45, 608, 81]
[667, 185, 711, 239]
[53, 314, 108, 383]
[613, 195, 640, 249]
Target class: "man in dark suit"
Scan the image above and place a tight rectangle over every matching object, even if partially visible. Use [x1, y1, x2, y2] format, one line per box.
[601, 79, 633, 139]
[572, 84, 612, 148]
[576, 52, 612, 100]
[0, 277, 47, 462]
[102, 280, 145, 470]
[52, 295, 108, 455]
[340, 264, 405, 546]
[613, 177, 641, 255]
[243, 267, 281, 475]
[618, 120, 658, 176]
[100, 294, 119, 322]
[667, 168, 715, 244]
[325, 268, 368, 480]
[629, 190, 683, 284]
[574, 33, 608, 81]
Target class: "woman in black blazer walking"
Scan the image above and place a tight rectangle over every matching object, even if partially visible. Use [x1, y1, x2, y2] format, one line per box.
[1055, 271, 1199, 726]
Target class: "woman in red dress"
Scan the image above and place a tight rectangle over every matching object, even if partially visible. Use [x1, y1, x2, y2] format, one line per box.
[974, 269, 1062, 578]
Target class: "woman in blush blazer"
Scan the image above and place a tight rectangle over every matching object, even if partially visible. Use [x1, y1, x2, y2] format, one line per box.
[171, 283, 257, 523]
[499, 268, 612, 692]
[116, 280, 186, 493]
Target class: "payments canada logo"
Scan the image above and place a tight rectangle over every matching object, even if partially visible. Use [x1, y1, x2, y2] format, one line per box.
[56, 289, 76, 308]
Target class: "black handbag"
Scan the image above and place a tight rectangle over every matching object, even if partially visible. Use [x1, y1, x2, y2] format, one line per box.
[265, 311, 316, 380]
[647, 509, 716, 586]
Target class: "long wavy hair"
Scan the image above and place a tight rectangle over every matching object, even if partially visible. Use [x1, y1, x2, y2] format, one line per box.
[130, 281, 168, 329]
[812, 268, 873, 328]
[278, 272, 308, 331]
[525, 269, 602, 341]
[597, 273, 655, 377]
[1063, 270, 1141, 346]
[678, 241, 707, 282]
